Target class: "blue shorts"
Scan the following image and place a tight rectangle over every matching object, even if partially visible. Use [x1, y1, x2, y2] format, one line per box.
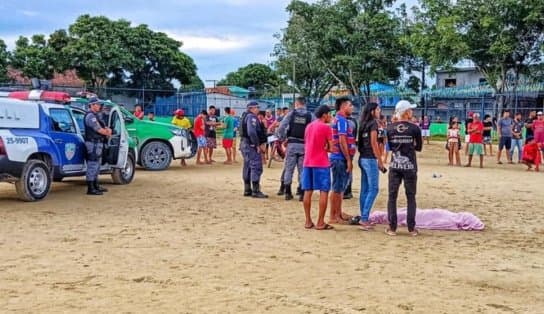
[197, 136, 207, 148]
[301, 167, 331, 192]
[330, 159, 350, 193]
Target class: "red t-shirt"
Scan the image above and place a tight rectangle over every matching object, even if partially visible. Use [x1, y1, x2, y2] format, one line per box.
[533, 119, 544, 143]
[303, 120, 333, 167]
[134, 111, 144, 120]
[469, 121, 484, 143]
[193, 116, 205, 137]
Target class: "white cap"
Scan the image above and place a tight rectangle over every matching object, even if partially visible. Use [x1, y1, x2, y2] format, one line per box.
[395, 100, 417, 115]
[538, 111, 543, 115]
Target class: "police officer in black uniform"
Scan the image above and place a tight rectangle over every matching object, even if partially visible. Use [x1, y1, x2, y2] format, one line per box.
[240, 101, 268, 198]
[84, 97, 112, 195]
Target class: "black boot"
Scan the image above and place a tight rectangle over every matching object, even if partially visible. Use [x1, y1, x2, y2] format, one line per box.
[295, 185, 302, 196]
[86, 181, 102, 195]
[252, 181, 268, 198]
[243, 181, 252, 197]
[277, 181, 285, 196]
[94, 180, 108, 192]
[284, 184, 293, 200]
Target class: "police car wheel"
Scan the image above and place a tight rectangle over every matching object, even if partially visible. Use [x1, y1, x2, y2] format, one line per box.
[112, 152, 135, 184]
[141, 141, 172, 171]
[15, 160, 52, 202]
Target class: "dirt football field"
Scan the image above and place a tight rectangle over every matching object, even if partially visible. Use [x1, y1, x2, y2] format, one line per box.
[1, 142, 543, 313]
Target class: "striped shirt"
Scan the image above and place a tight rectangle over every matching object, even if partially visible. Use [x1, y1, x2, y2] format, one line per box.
[330, 113, 356, 160]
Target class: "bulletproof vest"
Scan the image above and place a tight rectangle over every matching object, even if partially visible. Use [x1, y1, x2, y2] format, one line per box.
[84, 112, 106, 142]
[287, 110, 312, 143]
[240, 112, 249, 139]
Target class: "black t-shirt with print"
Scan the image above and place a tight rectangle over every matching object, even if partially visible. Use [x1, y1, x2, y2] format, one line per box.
[483, 121, 493, 137]
[205, 115, 218, 138]
[512, 119, 523, 139]
[465, 118, 473, 135]
[525, 118, 534, 138]
[358, 119, 378, 159]
[386, 121, 423, 172]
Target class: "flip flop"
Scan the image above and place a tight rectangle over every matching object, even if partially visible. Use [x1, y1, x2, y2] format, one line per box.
[409, 229, 419, 237]
[304, 223, 315, 229]
[316, 224, 334, 231]
[384, 228, 397, 236]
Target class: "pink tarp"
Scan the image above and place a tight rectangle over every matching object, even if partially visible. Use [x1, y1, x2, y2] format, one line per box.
[369, 209, 485, 231]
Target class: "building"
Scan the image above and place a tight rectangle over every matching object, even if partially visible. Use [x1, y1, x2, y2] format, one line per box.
[435, 67, 487, 88]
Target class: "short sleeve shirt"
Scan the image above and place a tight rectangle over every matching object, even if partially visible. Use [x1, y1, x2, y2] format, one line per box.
[498, 118, 513, 137]
[330, 113, 356, 160]
[303, 120, 333, 167]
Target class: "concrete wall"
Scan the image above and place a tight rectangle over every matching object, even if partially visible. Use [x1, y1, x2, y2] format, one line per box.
[436, 69, 486, 88]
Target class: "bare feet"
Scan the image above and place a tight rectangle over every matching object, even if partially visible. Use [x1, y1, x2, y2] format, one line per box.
[305, 222, 315, 229]
[315, 223, 334, 230]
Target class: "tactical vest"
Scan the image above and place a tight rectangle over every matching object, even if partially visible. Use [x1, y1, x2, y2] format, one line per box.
[84, 112, 106, 142]
[287, 110, 312, 143]
[240, 112, 249, 139]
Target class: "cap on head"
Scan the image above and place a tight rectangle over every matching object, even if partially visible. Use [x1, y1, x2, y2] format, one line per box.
[315, 104, 331, 118]
[88, 96, 100, 105]
[247, 101, 259, 109]
[175, 109, 185, 116]
[395, 100, 416, 115]
[538, 111, 543, 115]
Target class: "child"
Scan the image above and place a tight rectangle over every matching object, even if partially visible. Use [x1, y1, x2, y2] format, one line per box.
[522, 140, 542, 172]
[447, 121, 461, 166]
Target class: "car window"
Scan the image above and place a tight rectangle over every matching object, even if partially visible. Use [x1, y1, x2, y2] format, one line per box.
[109, 110, 122, 135]
[50, 108, 76, 133]
[71, 109, 86, 135]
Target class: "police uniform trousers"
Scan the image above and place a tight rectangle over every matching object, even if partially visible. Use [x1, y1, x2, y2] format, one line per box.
[85, 141, 103, 181]
[241, 140, 263, 183]
[282, 142, 304, 185]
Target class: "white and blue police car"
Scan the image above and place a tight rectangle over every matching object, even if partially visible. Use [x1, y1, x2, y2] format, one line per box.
[0, 95, 135, 201]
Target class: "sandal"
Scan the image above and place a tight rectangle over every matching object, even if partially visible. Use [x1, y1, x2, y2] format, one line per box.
[409, 229, 419, 237]
[316, 223, 334, 231]
[304, 223, 315, 229]
[358, 222, 374, 231]
[384, 228, 397, 236]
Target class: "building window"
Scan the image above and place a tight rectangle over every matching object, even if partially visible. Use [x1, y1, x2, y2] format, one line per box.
[445, 79, 457, 88]
[479, 78, 487, 85]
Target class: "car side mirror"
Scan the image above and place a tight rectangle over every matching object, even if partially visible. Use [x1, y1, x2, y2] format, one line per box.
[124, 116, 134, 123]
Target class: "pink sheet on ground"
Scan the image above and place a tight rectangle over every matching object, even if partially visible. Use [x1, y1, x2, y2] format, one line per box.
[369, 209, 485, 231]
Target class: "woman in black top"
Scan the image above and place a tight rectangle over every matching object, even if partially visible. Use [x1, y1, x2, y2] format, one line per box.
[357, 103, 385, 230]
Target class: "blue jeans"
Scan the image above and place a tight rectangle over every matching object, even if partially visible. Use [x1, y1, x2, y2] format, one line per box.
[510, 138, 523, 161]
[359, 158, 380, 222]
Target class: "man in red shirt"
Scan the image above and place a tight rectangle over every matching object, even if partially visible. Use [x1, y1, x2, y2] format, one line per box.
[465, 113, 484, 168]
[302, 105, 334, 230]
[193, 110, 209, 164]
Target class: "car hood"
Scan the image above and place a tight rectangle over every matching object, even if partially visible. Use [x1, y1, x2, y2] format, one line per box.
[138, 119, 183, 130]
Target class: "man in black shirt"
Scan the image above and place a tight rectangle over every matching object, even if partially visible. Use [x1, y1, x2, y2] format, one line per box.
[525, 111, 536, 142]
[482, 114, 494, 155]
[464, 112, 474, 156]
[385, 101, 423, 236]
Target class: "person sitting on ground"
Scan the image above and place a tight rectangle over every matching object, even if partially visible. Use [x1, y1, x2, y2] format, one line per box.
[522, 139, 542, 172]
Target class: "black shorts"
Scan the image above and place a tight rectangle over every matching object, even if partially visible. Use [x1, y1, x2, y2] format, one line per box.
[498, 136, 512, 150]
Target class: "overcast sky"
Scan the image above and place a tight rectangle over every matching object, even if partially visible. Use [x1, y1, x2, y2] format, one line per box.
[0, 0, 419, 87]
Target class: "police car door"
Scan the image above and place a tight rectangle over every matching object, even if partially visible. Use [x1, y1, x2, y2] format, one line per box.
[48, 107, 86, 173]
[105, 107, 128, 168]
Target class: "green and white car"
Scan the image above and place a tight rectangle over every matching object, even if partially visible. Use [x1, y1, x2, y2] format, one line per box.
[71, 98, 197, 170]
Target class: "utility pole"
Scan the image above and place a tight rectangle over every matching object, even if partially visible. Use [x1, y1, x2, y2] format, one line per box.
[291, 53, 298, 107]
[205, 79, 218, 88]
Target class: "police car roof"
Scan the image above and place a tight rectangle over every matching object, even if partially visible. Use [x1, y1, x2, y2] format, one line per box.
[0, 97, 54, 129]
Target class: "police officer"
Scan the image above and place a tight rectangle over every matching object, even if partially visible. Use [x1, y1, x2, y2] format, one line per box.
[84, 97, 112, 195]
[240, 101, 268, 198]
[277, 97, 314, 201]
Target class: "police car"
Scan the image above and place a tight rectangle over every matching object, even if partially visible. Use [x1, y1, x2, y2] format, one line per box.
[0, 93, 135, 201]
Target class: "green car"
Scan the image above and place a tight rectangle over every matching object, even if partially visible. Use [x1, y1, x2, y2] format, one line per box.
[71, 98, 197, 170]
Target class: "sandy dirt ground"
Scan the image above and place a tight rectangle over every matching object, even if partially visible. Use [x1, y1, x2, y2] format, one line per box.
[1, 142, 543, 313]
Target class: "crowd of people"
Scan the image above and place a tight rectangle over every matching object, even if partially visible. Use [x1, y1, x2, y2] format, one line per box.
[447, 110, 544, 170]
[157, 99, 542, 235]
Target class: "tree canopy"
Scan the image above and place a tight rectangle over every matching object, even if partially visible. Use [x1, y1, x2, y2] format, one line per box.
[218, 63, 282, 92]
[0, 39, 9, 82]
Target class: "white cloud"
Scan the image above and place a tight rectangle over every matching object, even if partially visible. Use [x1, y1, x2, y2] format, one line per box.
[19, 10, 39, 17]
[164, 31, 256, 53]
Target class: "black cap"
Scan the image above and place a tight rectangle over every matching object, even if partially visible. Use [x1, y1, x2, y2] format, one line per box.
[315, 105, 331, 118]
[247, 101, 259, 108]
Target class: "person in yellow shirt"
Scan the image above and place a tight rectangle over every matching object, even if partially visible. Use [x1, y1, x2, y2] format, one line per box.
[171, 109, 192, 166]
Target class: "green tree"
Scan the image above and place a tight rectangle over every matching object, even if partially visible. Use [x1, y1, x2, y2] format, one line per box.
[218, 63, 281, 92]
[414, 0, 544, 113]
[405, 75, 422, 93]
[63, 15, 133, 89]
[0, 39, 9, 82]
[9, 34, 56, 79]
[180, 74, 205, 92]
